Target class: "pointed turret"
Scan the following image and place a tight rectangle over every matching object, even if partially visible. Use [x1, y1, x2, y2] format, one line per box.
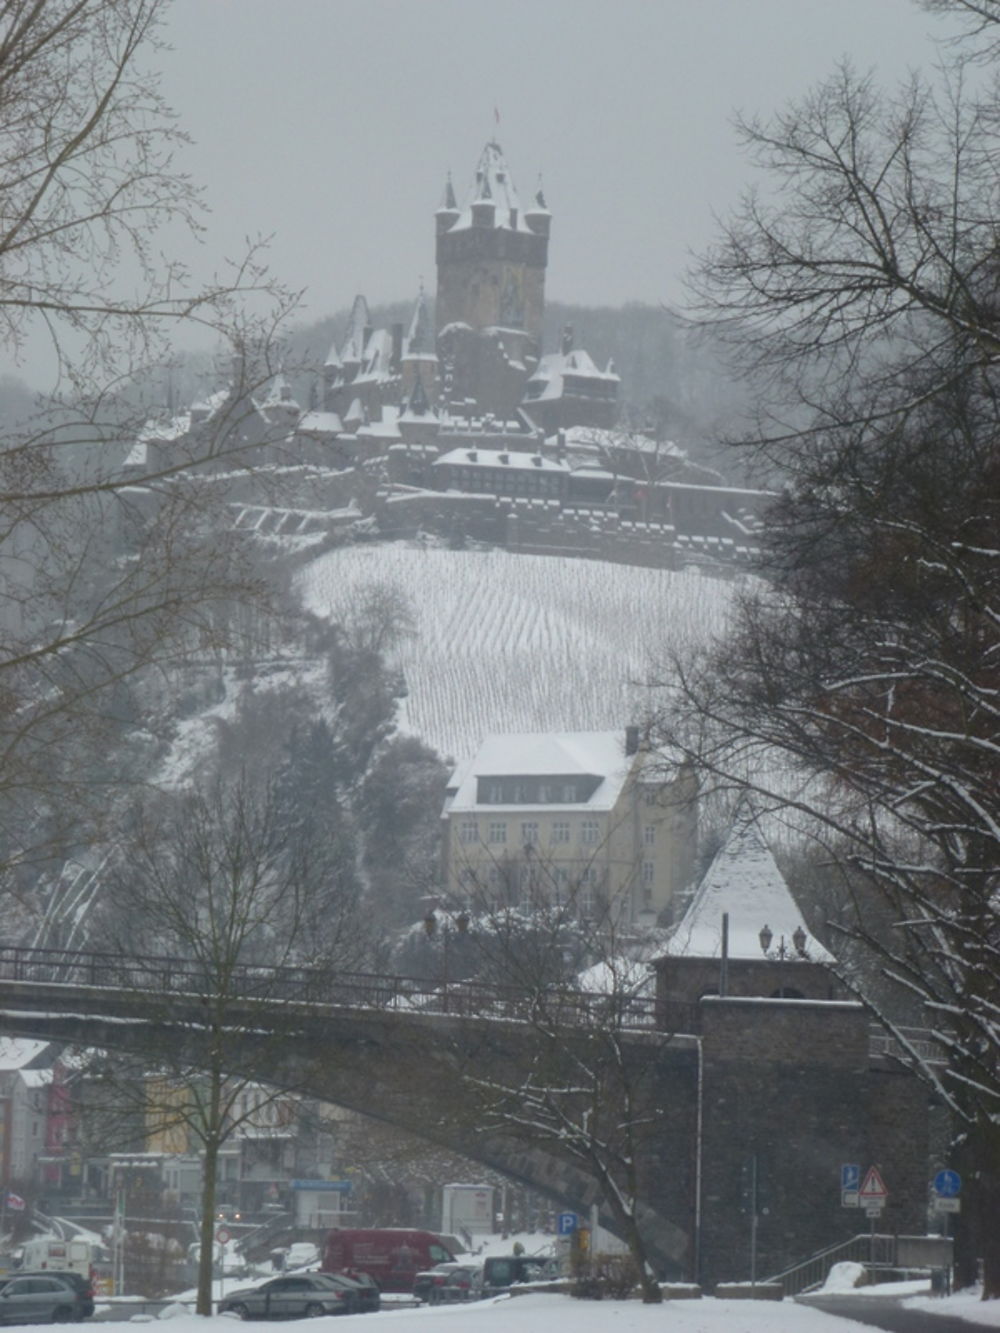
[405, 284, 434, 358]
[436, 172, 460, 236]
[339, 294, 371, 370]
[471, 154, 496, 228]
[525, 178, 551, 238]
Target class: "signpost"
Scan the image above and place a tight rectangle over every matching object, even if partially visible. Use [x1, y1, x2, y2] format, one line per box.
[216, 1227, 230, 1302]
[841, 1163, 861, 1209]
[858, 1166, 888, 1271]
[932, 1170, 962, 1224]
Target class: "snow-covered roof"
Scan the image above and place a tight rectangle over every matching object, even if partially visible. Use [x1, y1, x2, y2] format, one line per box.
[664, 817, 834, 963]
[447, 731, 634, 813]
[298, 410, 342, 435]
[434, 447, 567, 473]
[0, 1038, 52, 1071]
[525, 350, 620, 403]
[448, 141, 535, 234]
[405, 288, 435, 359]
[21, 1067, 53, 1089]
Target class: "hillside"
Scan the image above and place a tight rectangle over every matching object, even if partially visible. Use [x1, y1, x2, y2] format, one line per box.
[298, 542, 737, 761]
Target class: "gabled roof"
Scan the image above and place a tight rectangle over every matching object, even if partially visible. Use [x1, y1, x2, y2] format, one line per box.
[447, 731, 634, 813]
[664, 815, 834, 962]
[525, 349, 621, 403]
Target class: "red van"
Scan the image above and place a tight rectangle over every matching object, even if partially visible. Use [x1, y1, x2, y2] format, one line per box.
[321, 1229, 456, 1293]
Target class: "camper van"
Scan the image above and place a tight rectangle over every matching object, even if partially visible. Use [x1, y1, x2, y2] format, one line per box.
[321, 1229, 455, 1293]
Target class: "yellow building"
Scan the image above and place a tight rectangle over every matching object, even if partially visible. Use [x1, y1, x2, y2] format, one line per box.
[441, 729, 697, 925]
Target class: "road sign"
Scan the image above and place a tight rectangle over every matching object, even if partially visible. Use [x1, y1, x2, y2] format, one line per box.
[859, 1166, 888, 1203]
[841, 1163, 860, 1207]
[557, 1211, 578, 1236]
[215, 1227, 231, 1245]
[864, 1205, 884, 1218]
[933, 1169, 962, 1198]
[934, 1198, 961, 1214]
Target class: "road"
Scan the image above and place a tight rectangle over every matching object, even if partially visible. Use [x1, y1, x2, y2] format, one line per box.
[798, 1294, 984, 1332]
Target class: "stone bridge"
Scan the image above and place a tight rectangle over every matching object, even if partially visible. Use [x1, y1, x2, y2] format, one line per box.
[0, 946, 935, 1288]
[0, 946, 696, 1277]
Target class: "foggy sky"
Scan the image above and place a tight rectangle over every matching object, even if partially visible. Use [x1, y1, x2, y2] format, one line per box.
[12, 1, 968, 385]
[155, 0, 956, 333]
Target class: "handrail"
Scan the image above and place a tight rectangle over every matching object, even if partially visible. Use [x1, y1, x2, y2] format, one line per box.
[0, 944, 658, 1031]
[764, 1233, 899, 1296]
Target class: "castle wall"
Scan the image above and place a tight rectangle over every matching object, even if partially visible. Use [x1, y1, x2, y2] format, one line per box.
[696, 998, 930, 1288]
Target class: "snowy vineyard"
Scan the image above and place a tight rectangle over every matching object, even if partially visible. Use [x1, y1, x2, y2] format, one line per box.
[299, 543, 737, 760]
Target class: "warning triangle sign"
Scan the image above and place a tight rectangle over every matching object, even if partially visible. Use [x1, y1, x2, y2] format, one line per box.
[859, 1166, 888, 1200]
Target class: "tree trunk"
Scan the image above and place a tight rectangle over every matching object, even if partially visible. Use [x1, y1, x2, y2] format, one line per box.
[980, 1167, 1000, 1300]
[196, 1070, 224, 1317]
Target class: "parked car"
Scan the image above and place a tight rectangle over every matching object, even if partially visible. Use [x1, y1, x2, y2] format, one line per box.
[0, 1273, 90, 1324]
[14, 1272, 95, 1318]
[481, 1254, 560, 1296]
[413, 1262, 482, 1304]
[217, 1274, 351, 1319]
[315, 1273, 380, 1313]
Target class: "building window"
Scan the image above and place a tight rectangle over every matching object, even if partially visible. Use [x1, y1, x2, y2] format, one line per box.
[488, 821, 507, 844]
[644, 789, 659, 807]
[538, 783, 553, 803]
[521, 821, 539, 845]
[581, 820, 600, 845]
[551, 821, 571, 844]
[562, 783, 577, 801]
[459, 820, 478, 844]
[488, 782, 504, 803]
[642, 860, 655, 886]
[643, 824, 656, 846]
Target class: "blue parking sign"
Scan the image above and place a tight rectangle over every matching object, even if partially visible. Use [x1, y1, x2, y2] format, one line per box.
[841, 1164, 860, 1192]
[557, 1211, 578, 1235]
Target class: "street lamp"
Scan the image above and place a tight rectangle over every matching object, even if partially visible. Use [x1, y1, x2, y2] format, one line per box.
[424, 908, 470, 1011]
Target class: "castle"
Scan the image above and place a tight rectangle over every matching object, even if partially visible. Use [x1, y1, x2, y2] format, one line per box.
[129, 139, 772, 568]
[318, 140, 619, 435]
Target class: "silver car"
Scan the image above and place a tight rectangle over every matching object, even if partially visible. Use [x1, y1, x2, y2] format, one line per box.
[0, 1274, 88, 1324]
[218, 1274, 351, 1320]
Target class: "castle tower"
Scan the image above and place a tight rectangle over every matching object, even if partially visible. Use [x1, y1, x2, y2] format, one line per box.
[435, 142, 549, 417]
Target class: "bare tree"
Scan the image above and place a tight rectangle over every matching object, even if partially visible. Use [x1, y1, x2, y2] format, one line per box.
[94, 773, 374, 1314]
[0, 0, 300, 885]
[656, 9, 1000, 1296]
[461, 908, 669, 1303]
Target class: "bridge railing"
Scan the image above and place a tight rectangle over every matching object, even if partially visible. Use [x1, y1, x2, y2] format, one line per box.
[0, 945, 658, 1030]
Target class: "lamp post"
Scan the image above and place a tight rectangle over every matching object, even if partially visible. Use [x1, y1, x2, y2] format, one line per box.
[424, 908, 470, 1012]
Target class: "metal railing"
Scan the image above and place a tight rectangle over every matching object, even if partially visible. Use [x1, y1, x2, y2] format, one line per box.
[0, 944, 658, 1030]
[764, 1233, 900, 1297]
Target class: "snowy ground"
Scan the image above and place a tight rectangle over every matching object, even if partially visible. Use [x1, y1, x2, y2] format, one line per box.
[101, 1286, 1000, 1332]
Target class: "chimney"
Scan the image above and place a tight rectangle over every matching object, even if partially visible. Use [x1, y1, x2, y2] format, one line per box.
[625, 725, 640, 756]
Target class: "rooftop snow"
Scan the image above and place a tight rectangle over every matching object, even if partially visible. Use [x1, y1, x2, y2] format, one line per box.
[447, 730, 635, 813]
[446, 141, 538, 235]
[0, 1037, 52, 1071]
[435, 447, 566, 472]
[665, 816, 834, 963]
